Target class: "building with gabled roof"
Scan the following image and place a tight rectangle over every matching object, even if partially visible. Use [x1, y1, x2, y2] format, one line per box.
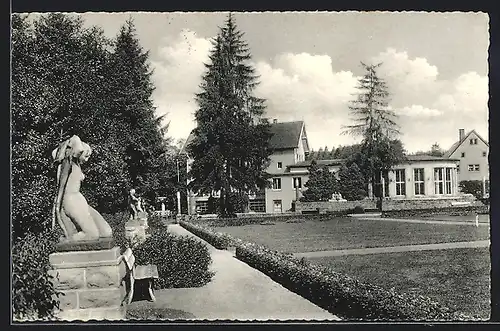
[444, 129, 489, 182]
[180, 119, 465, 214]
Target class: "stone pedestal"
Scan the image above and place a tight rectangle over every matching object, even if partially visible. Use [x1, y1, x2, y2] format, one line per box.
[49, 246, 127, 321]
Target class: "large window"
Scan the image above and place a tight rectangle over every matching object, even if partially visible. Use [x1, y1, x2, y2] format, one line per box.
[468, 164, 480, 172]
[293, 177, 302, 189]
[414, 168, 425, 195]
[434, 167, 453, 195]
[445, 168, 452, 194]
[249, 199, 266, 212]
[395, 169, 406, 196]
[434, 168, 444, 194]
[272, 178, 282, 190]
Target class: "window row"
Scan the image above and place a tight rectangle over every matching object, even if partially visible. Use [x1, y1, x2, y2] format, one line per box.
[272, 177, 302, 190]
[394, 167, 454, 196]
[460, 151, 487, 157]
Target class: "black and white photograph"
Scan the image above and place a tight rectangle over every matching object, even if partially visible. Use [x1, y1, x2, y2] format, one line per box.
[10, 9, 494, 323]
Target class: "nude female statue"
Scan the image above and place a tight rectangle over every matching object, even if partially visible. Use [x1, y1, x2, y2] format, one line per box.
[52, 135, 112, 241]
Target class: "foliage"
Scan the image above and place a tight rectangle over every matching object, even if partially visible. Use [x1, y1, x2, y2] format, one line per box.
[337, 163, 367, 201]
[12, 229, 62, 320]
[459, 180, 485, 200]
[179, 221, 233, 249]
[133, 228, 214, 289]
[11, 13, 176, 238]
[187, 13, 273, 218]
[235, 242, 469, 320]
[301, 160, 339, 202]
[413, 143, 445, 157]
[342, 62, 404, 193]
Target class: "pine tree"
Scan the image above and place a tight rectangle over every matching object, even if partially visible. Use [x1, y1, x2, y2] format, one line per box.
[188, 14, 273, 218]
[301, 160, 338, 202]
[108, 18, 175, 205]
[342, 62, 404, 198]
[338, 163, 366, 201]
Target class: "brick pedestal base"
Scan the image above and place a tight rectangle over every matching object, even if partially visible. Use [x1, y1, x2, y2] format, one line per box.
[49, 246, 127, 321]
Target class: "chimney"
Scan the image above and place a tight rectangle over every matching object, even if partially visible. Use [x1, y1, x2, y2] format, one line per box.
[273, 119, 278, 124]
[459, 128, 465, 141]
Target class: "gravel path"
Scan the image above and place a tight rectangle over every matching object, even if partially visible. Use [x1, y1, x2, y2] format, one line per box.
[129, 224, 339, 321]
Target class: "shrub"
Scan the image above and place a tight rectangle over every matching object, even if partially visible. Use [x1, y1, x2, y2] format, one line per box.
[301, 160, 339, 202]
[133, 228, 214, 289]
[179, 221, 233, 249]
[12, 229, 62, 321]
[235, 242, 469, 321]
[459, 180, 486, 200]
[338, 163, 367, 201]
[351, 206, 365, 214]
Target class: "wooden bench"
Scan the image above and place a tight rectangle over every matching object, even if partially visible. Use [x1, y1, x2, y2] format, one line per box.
[122, 248, 159, 303]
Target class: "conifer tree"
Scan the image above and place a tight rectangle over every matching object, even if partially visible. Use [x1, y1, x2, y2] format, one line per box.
[301, 160, 338, 201]
[188, 14, 273, 218]
[342, 62, 404, 198]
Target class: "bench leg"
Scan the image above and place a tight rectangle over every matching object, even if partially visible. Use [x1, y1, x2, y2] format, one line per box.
[148, 280, 156, 302]
[128, 275, 135, 304]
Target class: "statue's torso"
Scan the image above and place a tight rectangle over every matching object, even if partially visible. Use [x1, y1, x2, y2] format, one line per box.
[65, 162, 84, 194]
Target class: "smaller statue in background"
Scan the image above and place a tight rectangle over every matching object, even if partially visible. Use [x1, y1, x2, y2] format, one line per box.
[129, 188, 144, 220]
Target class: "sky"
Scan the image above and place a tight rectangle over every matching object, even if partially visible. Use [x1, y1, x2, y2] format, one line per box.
[42, 11, 491, 153]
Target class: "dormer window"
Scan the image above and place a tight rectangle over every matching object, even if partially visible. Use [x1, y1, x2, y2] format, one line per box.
[277, 162, 282, 169]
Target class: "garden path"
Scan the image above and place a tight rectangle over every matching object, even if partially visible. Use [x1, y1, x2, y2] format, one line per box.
[352, 215, 490, 227]
[294, 240, 490, 258]
[128, 224, 340, 321]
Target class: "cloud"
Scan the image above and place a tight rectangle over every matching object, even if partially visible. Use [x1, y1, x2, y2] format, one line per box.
[150, 34, 487, 153]
[394, 105, 443, 117]
[150, 29, 213, 141]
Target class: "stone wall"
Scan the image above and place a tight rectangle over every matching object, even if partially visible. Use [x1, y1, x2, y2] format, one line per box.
[295, 200, 377, 213]
[380, 194, 482, 211]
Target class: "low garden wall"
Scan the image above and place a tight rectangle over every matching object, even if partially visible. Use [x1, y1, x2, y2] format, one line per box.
[295, 199, 377, 214]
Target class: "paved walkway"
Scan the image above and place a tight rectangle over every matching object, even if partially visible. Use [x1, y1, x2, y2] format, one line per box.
[294, 240, 490, 258]
[352, 215, 490, 227]
[129, 224, 339, 321]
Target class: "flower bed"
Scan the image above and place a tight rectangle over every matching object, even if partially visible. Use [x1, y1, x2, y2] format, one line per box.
[235, 242, 470, 321]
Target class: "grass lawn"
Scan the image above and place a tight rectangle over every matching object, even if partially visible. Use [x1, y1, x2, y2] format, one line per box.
[214, 217, 490, 253]
[307, 247, 491, 319]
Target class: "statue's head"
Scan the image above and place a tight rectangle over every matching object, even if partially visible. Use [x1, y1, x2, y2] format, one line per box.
[52, 135, 92, 164]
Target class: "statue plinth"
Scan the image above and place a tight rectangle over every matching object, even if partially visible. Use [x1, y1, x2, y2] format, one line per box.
[49, 246, 127, 321]
[55, 237, 115, 252]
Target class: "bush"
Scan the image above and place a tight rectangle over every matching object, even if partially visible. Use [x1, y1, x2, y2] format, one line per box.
[179, 221, 233, 249]
[235, 242, 469, 321]
[351, 206, 365, 214]
[133, 228, 214, 289]
[12, 229, 62, 320]
[106, 212, 129, 252]
[459, 180, 486, 200]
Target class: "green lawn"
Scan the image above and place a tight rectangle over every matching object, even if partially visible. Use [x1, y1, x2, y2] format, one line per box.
[214, 217, 490, 253]
[307, 248, 491, 320]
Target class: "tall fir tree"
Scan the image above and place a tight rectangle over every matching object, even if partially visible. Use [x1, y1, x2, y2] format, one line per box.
[301, 160, 338, 202]
[109, 18, 175, 205]
[188, 14, 273, 217]
[342, 62, 404, 199]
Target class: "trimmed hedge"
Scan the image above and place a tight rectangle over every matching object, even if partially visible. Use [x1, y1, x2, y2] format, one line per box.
[133, 228, 214, 289]
[235, 242, 470, 321]
[179, 221, 234, 249]
[382, 205, 489, 218]
[12, 229, 62, 321]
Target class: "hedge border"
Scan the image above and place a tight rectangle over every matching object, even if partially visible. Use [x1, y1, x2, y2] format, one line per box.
[235, 242, 471, 321]
[179, 220, 472, 321]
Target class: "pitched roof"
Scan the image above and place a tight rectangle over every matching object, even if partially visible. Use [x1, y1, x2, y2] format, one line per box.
[443, 129, 489, 158]
[179, 120, 305, 155]
[404, 155, 459, 162]
[268, 121, 304, 150]
[288, 159, 345, 168]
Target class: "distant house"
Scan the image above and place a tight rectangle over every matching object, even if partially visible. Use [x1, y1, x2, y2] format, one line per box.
[180, 120, 464, 214]
[443, 129, 489, 182]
